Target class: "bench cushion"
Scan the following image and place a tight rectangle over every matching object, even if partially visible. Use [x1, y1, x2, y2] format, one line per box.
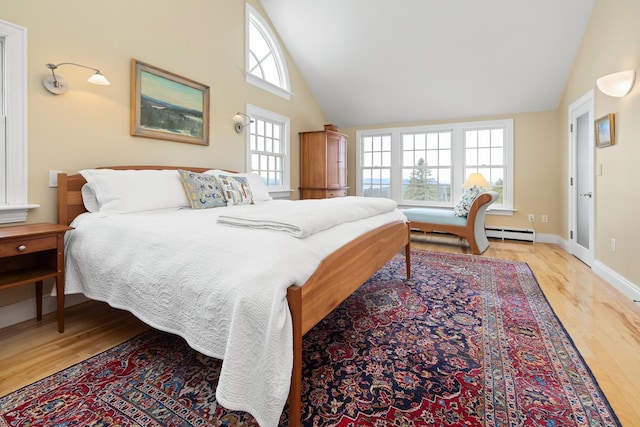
[403, 208, 468, 227]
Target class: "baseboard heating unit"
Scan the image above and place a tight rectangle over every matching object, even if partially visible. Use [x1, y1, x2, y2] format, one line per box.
[485, 226, 536, 242]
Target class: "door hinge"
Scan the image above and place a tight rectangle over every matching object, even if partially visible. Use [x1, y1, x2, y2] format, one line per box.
[570, 230, 574, 239]
[570, 177, 573, 186]
[570, 123, 573, 133]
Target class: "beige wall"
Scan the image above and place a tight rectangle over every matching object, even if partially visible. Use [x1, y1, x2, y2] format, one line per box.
[1, 0, 328, 306]
[558, 0, 640, 286]
[342, 110, 562, 233]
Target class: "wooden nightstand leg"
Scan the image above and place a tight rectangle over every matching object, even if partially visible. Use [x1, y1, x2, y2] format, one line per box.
[35, 280, 43, 321]
[56, 276, 65, 333]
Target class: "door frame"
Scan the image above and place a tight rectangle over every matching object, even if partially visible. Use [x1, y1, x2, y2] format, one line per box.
[568, 89, 595, 266]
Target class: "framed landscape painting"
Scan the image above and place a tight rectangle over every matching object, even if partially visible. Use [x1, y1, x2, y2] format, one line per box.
[131, 59, 210, 145]
[595, 113, 614, 148]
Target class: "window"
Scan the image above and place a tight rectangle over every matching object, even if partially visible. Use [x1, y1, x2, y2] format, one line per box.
[463, 126, 507, 205]
[361, 134, 392, 198]
[245, 4, 291, 100]
[246, 105, 291, 198]
[0, 20, 36, 224]
[402, 130, 452, 205]
[356, 119, 513, 213]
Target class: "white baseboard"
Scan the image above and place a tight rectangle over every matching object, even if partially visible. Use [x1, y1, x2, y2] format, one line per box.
[534, 232, 570, 250]
[0, 294, 88, 330]
[593, 261, 640, 303]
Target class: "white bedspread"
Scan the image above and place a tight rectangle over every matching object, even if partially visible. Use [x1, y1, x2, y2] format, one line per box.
[64, 200, 406, 427]
[217, 196, 397, 238]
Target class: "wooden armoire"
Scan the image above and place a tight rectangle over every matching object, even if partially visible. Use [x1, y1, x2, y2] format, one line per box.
[299, 126, 348, 199]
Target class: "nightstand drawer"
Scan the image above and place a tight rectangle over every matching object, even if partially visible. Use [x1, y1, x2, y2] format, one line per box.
[0, 236, 57, 257]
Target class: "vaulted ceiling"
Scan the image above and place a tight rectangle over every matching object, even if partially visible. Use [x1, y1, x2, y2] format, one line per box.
[259, 0, 595, 127]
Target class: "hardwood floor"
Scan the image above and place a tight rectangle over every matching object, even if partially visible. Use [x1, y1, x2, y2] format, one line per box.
[1, 235, 639, 425]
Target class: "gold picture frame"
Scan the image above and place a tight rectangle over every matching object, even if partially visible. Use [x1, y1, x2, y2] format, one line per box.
[131, 59, 210, 145]
[595, 113, 614, 148]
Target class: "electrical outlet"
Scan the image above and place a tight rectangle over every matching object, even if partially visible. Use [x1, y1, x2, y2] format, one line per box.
[611, 238, 616, 252]
[528, 214, 535, 222]
[541, 215, 549, 223]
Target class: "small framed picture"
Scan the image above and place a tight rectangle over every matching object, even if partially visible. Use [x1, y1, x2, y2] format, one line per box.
[130, 59, 210, 145]
[595, 113, 615, 148]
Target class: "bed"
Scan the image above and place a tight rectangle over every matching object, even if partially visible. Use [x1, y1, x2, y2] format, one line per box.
[57, 165, 411, 427]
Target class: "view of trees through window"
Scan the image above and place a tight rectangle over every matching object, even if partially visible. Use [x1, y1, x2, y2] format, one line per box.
[358, 120, 512, 209]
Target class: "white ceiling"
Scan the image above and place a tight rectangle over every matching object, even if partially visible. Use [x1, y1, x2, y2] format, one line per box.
[259, 0, 595, 128]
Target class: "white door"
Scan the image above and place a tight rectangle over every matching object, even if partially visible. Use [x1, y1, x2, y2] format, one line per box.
[568, 90, 595, 266]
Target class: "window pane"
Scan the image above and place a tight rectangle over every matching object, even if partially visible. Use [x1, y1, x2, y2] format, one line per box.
[361, 133, 392, 198]
[491, 147, 503, 165]
[363, 152, 373, 167]
[247, 9, 290, 94]
[401, 130, 452, 203]
[382, 136, 391, 151]
[478, 130, 490, 147]
[464, 124, 506, 202]
[249, 23, 270, 63]
[248, 113, 286, 189]
[261, 55, 280, 86]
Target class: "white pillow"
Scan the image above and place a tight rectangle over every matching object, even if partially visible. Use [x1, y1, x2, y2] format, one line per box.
[81, 184, 100, 212]
[204, 170, 272, 202]
[80, 169, 190, 214]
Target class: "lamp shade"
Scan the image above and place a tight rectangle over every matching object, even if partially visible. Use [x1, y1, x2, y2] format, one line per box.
[464, 173, 489, 189]
[596, 70, 635, 97]
[87, 71, 110, 85]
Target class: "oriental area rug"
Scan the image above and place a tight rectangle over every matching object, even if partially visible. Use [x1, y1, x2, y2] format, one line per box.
[0, 250, 621, 427]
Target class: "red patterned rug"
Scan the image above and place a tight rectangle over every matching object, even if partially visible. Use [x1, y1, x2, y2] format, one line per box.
[0, 250, 621, 426]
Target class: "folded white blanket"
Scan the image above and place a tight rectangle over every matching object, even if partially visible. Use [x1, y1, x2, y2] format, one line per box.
[217, 196, 398, 238]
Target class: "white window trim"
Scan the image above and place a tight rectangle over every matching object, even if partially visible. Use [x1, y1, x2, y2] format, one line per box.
[245, 104, 292, 199]
[245, 3, 293, 100]
[356, 119, 514, 215]
[0, 20, 38, 224]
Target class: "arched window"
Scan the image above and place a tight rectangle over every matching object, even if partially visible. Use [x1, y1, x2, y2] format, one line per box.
[245, 4, 291, 100]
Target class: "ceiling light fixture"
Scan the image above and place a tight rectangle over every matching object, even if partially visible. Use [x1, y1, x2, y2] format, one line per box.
[43, 62, 111, 95]
[596, 70, 635, 97]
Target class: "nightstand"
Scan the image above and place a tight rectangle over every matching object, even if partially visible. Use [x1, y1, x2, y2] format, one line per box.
[0, 223, 73, 332]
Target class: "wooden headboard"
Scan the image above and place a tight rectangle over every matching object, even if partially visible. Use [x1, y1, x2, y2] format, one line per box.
[56, 166, 232, 226]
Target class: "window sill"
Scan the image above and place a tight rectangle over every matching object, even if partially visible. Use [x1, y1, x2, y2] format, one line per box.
[0, 204, 41, 224]
[269, 189, 294, 200]
[486, 208, 515, 217]
[245, 74, 293, 100]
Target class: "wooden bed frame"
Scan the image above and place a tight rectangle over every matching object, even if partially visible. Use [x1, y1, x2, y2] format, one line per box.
[57, 165, 411, 427]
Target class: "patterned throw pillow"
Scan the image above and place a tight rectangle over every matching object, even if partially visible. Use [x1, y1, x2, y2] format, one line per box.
[217, 174, 253, 205]
[453, 186, 481, 217]
[178, 170, 227, 209]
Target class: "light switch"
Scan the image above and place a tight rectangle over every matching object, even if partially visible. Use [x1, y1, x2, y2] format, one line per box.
[49, 170, 63, 187]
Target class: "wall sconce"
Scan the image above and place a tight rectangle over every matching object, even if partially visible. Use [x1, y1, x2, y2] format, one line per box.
[233, 112, 254, 133]
[596, 70, 635, 97]
[464, 173, 490, 190]
[43, 62, 111, 95]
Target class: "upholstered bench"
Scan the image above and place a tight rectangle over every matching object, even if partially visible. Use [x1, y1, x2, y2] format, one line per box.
[404, 191, 498, 254]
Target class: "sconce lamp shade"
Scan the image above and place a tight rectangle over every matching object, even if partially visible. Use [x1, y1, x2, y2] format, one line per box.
[43, 62, 110, 95]
[464, 173, 490, 189]
[233, 112, 254, 133]
[596, 70, 635, 97]
[87, 71, 110, 85]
